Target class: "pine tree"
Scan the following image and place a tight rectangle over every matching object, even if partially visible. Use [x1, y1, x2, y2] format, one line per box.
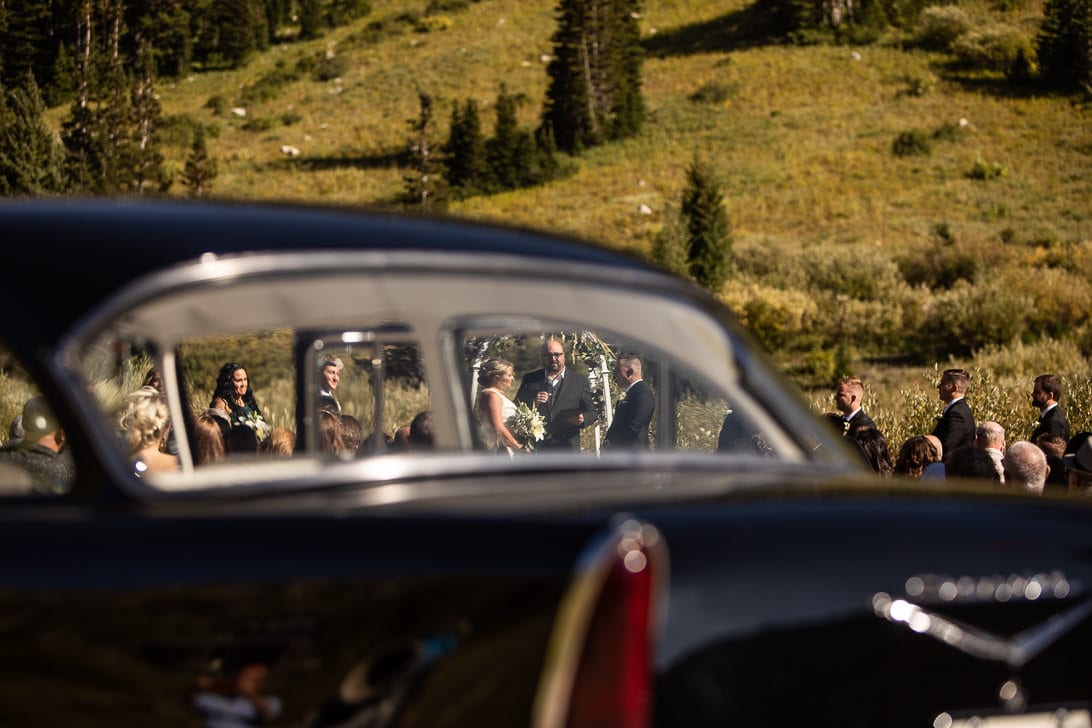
[540, 0, 645, 154]
[0, 73, 64, 196]
[486, 86, 523, 190]
[1036, 0, 1092, 90]
[607, 0, 644, 140]
[442, 99, 489, 197]
[403, 91, 445, 209]
[181, 128, 217, 196]
[650, 205, 691, 279]
[129, 45, 166, 194]
[297, 0, 326, 40]
[679, 157, 732, 292]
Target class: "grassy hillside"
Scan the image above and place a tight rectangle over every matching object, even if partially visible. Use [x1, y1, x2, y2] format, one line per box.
[140, 0, 1089, 252]
[46, 0, 1090, 444]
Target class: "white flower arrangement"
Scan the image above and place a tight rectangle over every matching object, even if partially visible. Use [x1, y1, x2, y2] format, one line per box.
[237, 410, 272, 440]
[511, 402, 546, 450]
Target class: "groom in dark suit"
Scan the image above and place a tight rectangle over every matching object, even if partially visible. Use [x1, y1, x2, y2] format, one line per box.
[516, 338, 597, 451]
[604, 354, 655, 449]
[932, 368, 976, 458]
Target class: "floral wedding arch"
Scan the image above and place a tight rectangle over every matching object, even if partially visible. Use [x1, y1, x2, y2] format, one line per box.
[466, 331, 617, 454]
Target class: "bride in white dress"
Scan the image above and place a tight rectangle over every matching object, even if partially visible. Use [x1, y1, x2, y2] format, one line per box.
[476, 358, 525, 454]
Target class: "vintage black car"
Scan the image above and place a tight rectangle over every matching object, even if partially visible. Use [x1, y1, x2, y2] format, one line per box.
[0, 199, 1089, 727]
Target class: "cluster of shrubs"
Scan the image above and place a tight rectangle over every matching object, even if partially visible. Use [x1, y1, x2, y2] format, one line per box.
[723, 231, 1092, 387]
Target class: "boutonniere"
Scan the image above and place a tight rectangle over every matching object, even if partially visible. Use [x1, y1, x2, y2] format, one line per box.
[843, 420, 851, 434]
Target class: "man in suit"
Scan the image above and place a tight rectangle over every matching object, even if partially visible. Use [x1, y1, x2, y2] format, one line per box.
[1030, 373, 1070, 443]
[932, 368, 976, 458]
[604, 353, 655, 450]
[833, 377, 876, 435]
[516, 338, 597, 451]
[316, 355, 343, 414]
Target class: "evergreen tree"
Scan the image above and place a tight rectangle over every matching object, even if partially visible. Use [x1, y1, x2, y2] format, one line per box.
[442, 99, 489, 197]
[129, 46, 166, 194]
[650, 205, 691, 279]
[679, 157, 732, 292]
[46, 42, 78, 107]
[297, 0, 326, 40]
[181, 128, 217, 196]
[0, 74, 64, 196]
[403, 92, 445, 210]
[540, 0, 645, 154]
[607, 0, 644, 140]
[1036, 0, 1092, 90]
[486, 86, 523, 190]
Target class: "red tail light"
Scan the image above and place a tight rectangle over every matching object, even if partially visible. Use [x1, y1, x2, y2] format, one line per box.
[533, 519, 667, 728]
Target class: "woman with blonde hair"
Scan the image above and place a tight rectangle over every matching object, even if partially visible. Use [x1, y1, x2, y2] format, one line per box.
[476, 358, 524, 454]
[119, 386, 180, 474]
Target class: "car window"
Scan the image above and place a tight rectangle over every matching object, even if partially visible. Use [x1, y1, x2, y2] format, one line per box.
[0, 342, 75, 496]
[457, 326, 772, 458]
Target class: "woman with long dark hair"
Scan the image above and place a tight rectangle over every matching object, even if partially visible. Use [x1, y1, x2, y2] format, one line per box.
[210, 362, 269, 440]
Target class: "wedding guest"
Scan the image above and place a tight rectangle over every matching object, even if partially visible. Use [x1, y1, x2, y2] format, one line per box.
[850, 427, 893, 477]
[259, 427, 295, 457]
[408, 410, 434, 449]
[1003, 440, 1049, 494]
[0, 397, 74, 492]
[193, 411, 226, 465]
[946, 446, 1000, 482]
[1035, 432, 1068, 488]
[1065, 434, 1092, 495]
[340, 414, 363, 455]
[318, 409, 348, 455]
[895, 435, 937, 479]
[975, 421, 1006, 482]
[119, 386, 179, 475]
[477, 358, 523, 453]
[317, 355, 343, 414]
[922, 434, 946, 478]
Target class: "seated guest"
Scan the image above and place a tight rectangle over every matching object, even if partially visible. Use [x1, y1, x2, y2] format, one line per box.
[340, 415, 363, 455]
[850, 427, 893, 478]
[318, 409, 347, 456]
[894, 435, 937, 479]
[119, 386, 179, 475]
[946, 446, 1000, 482]
[922, 434, 946, 479]
[193, 411, 226, 465]
[1064, 433, 1092, 495]
[258, 427, 295, 457]
[408, 411, 434, 449]
[1035, 432, 1068, 489]
[1003, 440, 1049, 494]
[0, 397, 74, 493]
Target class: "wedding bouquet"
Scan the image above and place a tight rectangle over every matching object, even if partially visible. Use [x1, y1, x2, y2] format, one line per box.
[237, 410, 272, 440]
[511, 402, 546, 450]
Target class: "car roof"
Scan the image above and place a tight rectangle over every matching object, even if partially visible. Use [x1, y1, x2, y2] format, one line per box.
[1, 198, 655, 347]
